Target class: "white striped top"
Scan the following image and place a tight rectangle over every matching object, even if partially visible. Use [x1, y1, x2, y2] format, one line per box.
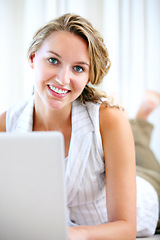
[6, 96, 108, 226]
[6, 96, 159, 236]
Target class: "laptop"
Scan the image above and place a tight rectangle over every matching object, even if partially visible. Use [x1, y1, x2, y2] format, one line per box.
[0, 131, 68, 240]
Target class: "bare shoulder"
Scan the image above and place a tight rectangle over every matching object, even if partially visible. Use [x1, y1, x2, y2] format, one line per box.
[99, 104, 135, 159]
[99, 104, 131, 133]
[0, 111, 7, 132]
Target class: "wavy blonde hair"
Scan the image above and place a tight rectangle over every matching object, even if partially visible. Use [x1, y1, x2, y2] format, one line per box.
[28, 13, 114, 106]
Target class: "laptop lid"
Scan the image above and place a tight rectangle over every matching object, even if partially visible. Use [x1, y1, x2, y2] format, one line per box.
[0, 131, 68, 240]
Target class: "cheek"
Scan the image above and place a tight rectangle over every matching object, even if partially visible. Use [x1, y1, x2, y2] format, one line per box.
[72, 80, 84, 93]
[34, 65, 53, 83]
[73, 74, 89, 91]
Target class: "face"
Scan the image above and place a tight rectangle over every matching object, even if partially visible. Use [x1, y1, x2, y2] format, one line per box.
[29, 31, 90, 111]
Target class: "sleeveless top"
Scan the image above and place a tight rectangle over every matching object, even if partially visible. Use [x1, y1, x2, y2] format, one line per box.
[6, 96, 159, 235]
[6, 96, 108, 226]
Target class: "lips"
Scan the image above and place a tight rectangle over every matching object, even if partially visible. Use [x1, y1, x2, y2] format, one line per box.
[47, 85, 70, 96]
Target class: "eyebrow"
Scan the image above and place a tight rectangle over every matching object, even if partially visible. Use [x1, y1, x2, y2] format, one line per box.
[47, 50, 90, 67]
[75, 61, 90, 67]
[47, 51, 61, 58]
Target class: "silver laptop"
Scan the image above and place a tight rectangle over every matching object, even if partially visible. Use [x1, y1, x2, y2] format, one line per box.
[0, 131, 68, 240]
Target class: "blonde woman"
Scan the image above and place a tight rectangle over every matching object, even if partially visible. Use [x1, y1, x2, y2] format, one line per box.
[0, 13, 158, 239]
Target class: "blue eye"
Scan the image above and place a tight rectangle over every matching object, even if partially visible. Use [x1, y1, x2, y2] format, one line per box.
[74, 66, 84, 72]
[48, 58, 58, 64]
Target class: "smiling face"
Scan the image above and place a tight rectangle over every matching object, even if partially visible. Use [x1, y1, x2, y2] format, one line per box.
[29, 31, 90, 111]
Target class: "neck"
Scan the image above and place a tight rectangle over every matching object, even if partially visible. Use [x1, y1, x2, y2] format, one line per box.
[33, 97, 72, 132]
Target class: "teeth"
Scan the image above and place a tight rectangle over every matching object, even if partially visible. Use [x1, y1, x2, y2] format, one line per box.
[48, 85, 68, 94]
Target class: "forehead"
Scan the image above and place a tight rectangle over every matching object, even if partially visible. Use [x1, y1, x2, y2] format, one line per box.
[39, 31, 89, 57]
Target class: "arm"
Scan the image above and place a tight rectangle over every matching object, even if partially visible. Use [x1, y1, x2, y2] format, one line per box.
[69, 106, 137, 240]
[0, 111, 6, 132]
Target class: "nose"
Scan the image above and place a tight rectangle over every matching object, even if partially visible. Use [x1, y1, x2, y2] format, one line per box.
[56, 66, 70, 85]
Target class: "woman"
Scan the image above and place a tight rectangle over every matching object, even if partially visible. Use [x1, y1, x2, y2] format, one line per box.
[0, 13, 157, 239]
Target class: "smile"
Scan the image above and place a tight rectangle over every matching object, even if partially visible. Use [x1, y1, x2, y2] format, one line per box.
[48, 85, 69, 94]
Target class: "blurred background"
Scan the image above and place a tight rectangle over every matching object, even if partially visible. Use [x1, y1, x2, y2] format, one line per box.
[0, 0, 160, 161]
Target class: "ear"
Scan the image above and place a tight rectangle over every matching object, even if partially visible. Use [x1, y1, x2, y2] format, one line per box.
[28, 52, 35, 69]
